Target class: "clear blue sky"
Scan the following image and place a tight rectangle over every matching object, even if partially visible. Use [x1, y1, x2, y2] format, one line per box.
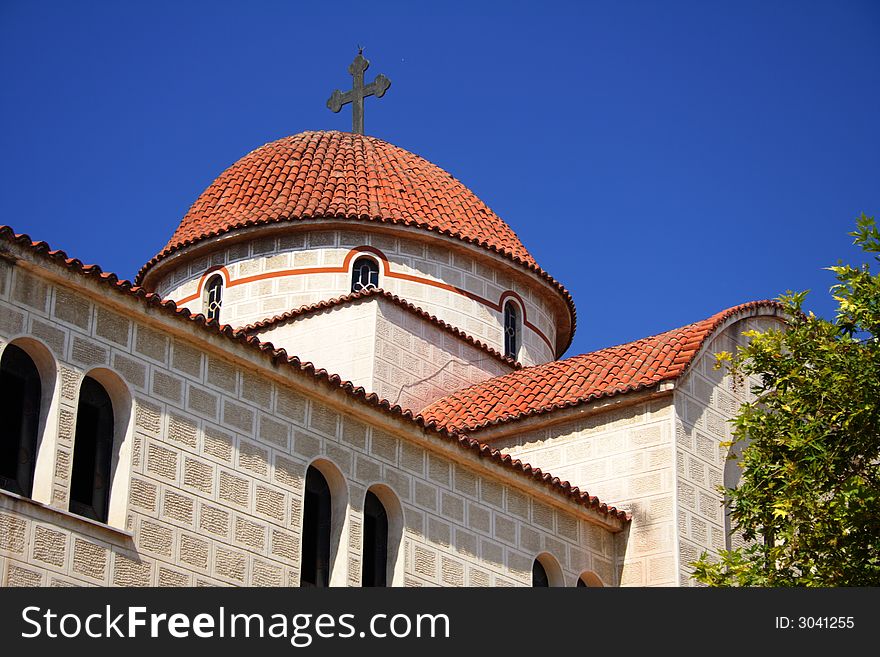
[1, 0, 878, 356]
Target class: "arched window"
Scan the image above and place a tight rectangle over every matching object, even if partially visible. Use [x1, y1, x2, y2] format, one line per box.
[350, 256, 379, 293]
[577, 572, 602, 587]
[532, 558, 549, 587]
[503, 300, 520, 359]
[204, 274, 223, 322]
[301, 465, 332, 587]
[362, 490, 389, 587]
[69, 376, 114, 523]
[0, 345, 42, 497]
[533, 553, 563, 587]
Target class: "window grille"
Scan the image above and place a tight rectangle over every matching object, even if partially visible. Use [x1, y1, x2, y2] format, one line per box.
[205, 275, 223, 322]
[351, 257, 380, 293]
[503, 301, 520, 359]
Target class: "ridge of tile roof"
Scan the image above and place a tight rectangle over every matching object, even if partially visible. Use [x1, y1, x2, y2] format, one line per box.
[420, 300, 787, 433]
[133, 132, 578, 355]
[242, 287, 523, 369]
[0, 225, 626, 523]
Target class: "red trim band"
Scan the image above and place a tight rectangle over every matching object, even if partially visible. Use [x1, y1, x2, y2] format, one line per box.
[176, 247, 556, 353]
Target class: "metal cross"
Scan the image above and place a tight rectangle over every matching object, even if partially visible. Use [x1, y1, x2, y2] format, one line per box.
[326, 49, 391, 135]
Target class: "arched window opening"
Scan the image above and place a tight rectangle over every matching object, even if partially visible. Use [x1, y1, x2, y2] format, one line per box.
[503, 300, 520, 359]
[301, 465, 332, 587]
[351, 256, 380, 293]
[577, 572, 603, 587]
[70, 376, 114, 523]
[533, 553, 563, 587]
[204, 275, 224, 322]
[362, 490, 389, 587]
[0, 345, 42, 497]
[532, 558, 549, 587]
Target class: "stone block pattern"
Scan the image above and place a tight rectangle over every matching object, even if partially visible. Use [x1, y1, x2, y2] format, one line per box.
[492, 399, 675, 586]
[0, 262, 613, 587]
[257, 297, 515, 413]
[157, 228, 560, 366]
[673, 316, 785, 586]
[257, 300, 378, 393]
[373, 300, 513, 411]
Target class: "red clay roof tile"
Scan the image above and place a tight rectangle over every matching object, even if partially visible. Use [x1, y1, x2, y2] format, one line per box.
[420, 301, 786, 433]
[142, 131, 527, 264]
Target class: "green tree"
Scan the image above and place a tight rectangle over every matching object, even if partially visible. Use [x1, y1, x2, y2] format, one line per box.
[692, 214, 880, 586]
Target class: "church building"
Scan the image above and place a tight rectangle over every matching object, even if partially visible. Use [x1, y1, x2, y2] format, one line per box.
[0, 55, 785, 587]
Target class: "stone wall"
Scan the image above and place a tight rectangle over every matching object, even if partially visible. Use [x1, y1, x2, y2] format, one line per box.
[255, 298, 379, 391]
[477, 310, 786, 587]
[673, 315, 784, 586]
[485, 396, 676, 586]
[254, 297, 514, 413]
[154, 226, 562, 366]
[0, 254, 618, 587]
[373, 299, 513, 412]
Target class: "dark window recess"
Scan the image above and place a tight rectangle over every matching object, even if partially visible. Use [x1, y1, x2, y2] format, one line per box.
[69, 377, 114, 523]
[0, 345, 41, 497]
[532, 559, 549, 587]
[205, 275, 223, 322]
[577, 577, 588, 587]
[350, 257, 379, 293]
[362, 490, 389, 587]
[301, 466, 332, 587]
[504, 301, 519, 359]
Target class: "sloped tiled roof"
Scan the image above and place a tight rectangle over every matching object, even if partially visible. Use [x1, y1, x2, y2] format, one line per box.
[421, 301, 785, 433]
[243, 287, 522, 369]
[0, 225, 626, 523]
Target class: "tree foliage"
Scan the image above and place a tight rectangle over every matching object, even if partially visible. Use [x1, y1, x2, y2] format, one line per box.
[692, 214, 880, 586]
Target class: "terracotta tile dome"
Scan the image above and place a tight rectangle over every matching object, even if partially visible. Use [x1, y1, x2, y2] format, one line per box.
[138, 130, 540, 280]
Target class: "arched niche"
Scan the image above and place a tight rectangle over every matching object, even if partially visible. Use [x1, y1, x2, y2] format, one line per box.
[363, 483, 404, 587]
[533, 552, 564, 587]
[0, 336, 59, 505]
[302, 457, 350, 587]
[576, 571, 604, 587]
[78, 367, 133, 529]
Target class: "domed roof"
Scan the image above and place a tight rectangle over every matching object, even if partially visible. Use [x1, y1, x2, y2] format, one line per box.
[138, 131, 540, 281]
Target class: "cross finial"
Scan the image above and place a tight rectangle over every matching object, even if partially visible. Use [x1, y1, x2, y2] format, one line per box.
[326, 49, 391, 135]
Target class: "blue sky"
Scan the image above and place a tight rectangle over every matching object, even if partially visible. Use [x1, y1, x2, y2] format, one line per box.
[1, 0, 878, 356]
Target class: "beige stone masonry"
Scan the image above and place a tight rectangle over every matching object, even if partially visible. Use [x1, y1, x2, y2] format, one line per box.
[253, 295, 514, 412]
[673, 315, 785, 586]
[478, 310, 786, 587]
[0, 245, 619, 588]
[155, 224, 566, 365]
